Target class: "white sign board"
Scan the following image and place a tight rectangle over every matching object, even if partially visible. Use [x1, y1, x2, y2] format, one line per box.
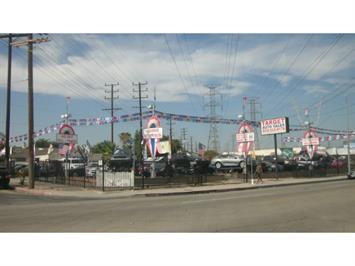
[302, 137, 320, 146]
[236, 132, 255, 143]
[260, 117, 289, 135]
[143, 127, 163, 139]
[56, 133, 78, 144]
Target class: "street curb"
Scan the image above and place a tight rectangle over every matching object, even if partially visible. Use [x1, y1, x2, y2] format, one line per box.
[9, 177, 349, 199]
[142, 177, 349, 197]
[13, 187, 53, 196]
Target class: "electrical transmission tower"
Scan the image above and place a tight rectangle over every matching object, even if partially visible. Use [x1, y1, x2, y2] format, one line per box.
[243, 96, 262, 149]
[102, 83, 120, 144]
[204, 85, 222, 152]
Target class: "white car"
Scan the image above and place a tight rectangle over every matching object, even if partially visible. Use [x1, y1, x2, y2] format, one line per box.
[211, 154, 246, 169]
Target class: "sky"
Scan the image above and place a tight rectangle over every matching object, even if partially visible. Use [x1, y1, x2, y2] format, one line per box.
[1, 33, 355, 150]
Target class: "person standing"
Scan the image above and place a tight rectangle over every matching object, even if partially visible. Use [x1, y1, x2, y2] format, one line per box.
[256, 161, 263, 183]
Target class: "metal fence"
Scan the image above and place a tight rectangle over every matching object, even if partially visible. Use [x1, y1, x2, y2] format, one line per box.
[32, 159, 353, 191]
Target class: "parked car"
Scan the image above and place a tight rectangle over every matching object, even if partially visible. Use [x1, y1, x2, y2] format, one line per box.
[295, 150, 332, 170]
[348, 171, 355, 179]
[262, 160, 284, 172]
[210, 153, 246, 170]
[330, 159, 347, 169]
[0, 166, 11, 188]
[85, 161, 99, 177]
[142, 156, 169, 177]
[109, 148, 133, 171]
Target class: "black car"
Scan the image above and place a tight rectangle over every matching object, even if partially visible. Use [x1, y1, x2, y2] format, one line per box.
[109, 148, 133, 171]
[0, 166, 11, 188]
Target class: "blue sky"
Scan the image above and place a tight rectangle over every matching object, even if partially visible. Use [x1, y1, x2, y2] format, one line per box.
[1, 33, 355, 150]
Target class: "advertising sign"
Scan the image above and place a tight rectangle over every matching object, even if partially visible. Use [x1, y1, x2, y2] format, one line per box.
[303, 129, 318, 159]
[301, 137, 320, 146]
[143, 128, 163, 139]
[145, 115, 162, 159]
[236, 122, 254, 155]
[260, 117, 289, 135]
[56, 134, 78, 144]
[236, 132, 255, 143]
[56, 124, 78, 144]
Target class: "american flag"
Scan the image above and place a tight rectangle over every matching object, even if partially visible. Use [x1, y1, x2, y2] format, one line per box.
[59, 144, 69, 156]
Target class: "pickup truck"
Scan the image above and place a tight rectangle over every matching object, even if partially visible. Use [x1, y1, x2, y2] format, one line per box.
[0, 166, 11, 188]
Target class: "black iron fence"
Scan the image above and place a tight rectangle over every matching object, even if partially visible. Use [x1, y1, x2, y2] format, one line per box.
[31, 158, 352, 191]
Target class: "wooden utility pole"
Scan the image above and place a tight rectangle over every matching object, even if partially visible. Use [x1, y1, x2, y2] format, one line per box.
[0, 34, 28, 171]
[5, 34, 12, 170]
[10, 34, 49, 189]
[103, 82, 120, 144]
[27, 34, 35, 189]
[133, 82, 148, 189]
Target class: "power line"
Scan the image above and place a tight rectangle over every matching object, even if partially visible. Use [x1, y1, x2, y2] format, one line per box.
[164, 34, 198, 113]
[261, 34, 314, 109]
[266, 34, 344, 115]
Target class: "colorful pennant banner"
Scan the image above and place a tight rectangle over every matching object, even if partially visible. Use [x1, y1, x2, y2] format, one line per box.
[283, 134, 355, 143]
[2, 109, 354, 145]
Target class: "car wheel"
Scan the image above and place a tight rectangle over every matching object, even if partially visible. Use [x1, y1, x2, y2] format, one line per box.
[215, 162, 222, 169]
[239, 161, 246, 169]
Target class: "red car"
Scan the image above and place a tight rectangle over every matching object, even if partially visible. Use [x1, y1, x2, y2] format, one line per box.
[330, 159, 346, 169]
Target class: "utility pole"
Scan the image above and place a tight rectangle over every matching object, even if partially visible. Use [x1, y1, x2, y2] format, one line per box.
[10, 34, 49, 189]
[133, 82, 148, 189]
[204, 85, 222, 152]
[244, 96, 262, 149]
[0, 34, 28, 171]
[346, 96, 351, 175]
[167, 115, 175, 152]
[181, 128, 187, 151]
[5, 34, 12, 171]
[27, 34, 35, 189]
[103, 83, 120, 144]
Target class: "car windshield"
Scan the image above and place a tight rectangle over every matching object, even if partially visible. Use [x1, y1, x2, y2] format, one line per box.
[71, 160, 84, 164]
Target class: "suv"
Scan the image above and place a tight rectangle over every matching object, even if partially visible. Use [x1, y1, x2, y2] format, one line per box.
[210, 154, 246, 169]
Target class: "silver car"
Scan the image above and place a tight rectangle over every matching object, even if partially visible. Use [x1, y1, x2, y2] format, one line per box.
[211, 154, 246, 169]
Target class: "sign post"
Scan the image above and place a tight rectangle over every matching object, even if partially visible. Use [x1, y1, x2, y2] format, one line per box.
[144, 115, 163, 179]
[274, 134, 278, 179]
[302, 129, 319, 161]
[260, 117, 290, 180]
[56, 124, 77, 182]
[236, 122, 254, 184]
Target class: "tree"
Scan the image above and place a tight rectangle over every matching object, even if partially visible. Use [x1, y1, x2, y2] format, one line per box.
[35, 138, 51, 148]
[35, 138, 59, 148]
[203, 150, 219, 160]
[0, 132, 5, 150]
[161, 135, 182, 154]
[92, 141, 115, 161]
[133, 130, 143, 161]
[119, 132, 131, 147]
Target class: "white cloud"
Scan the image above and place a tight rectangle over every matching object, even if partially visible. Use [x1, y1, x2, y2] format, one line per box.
[303, 84, 330, 94]
[1, 34, 355, 105]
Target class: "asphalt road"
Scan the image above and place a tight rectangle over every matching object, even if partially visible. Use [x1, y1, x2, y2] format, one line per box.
[0, 180, 354, 232]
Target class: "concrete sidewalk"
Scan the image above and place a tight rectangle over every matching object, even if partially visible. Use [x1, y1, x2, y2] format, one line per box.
[8, 175, 349, 199]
